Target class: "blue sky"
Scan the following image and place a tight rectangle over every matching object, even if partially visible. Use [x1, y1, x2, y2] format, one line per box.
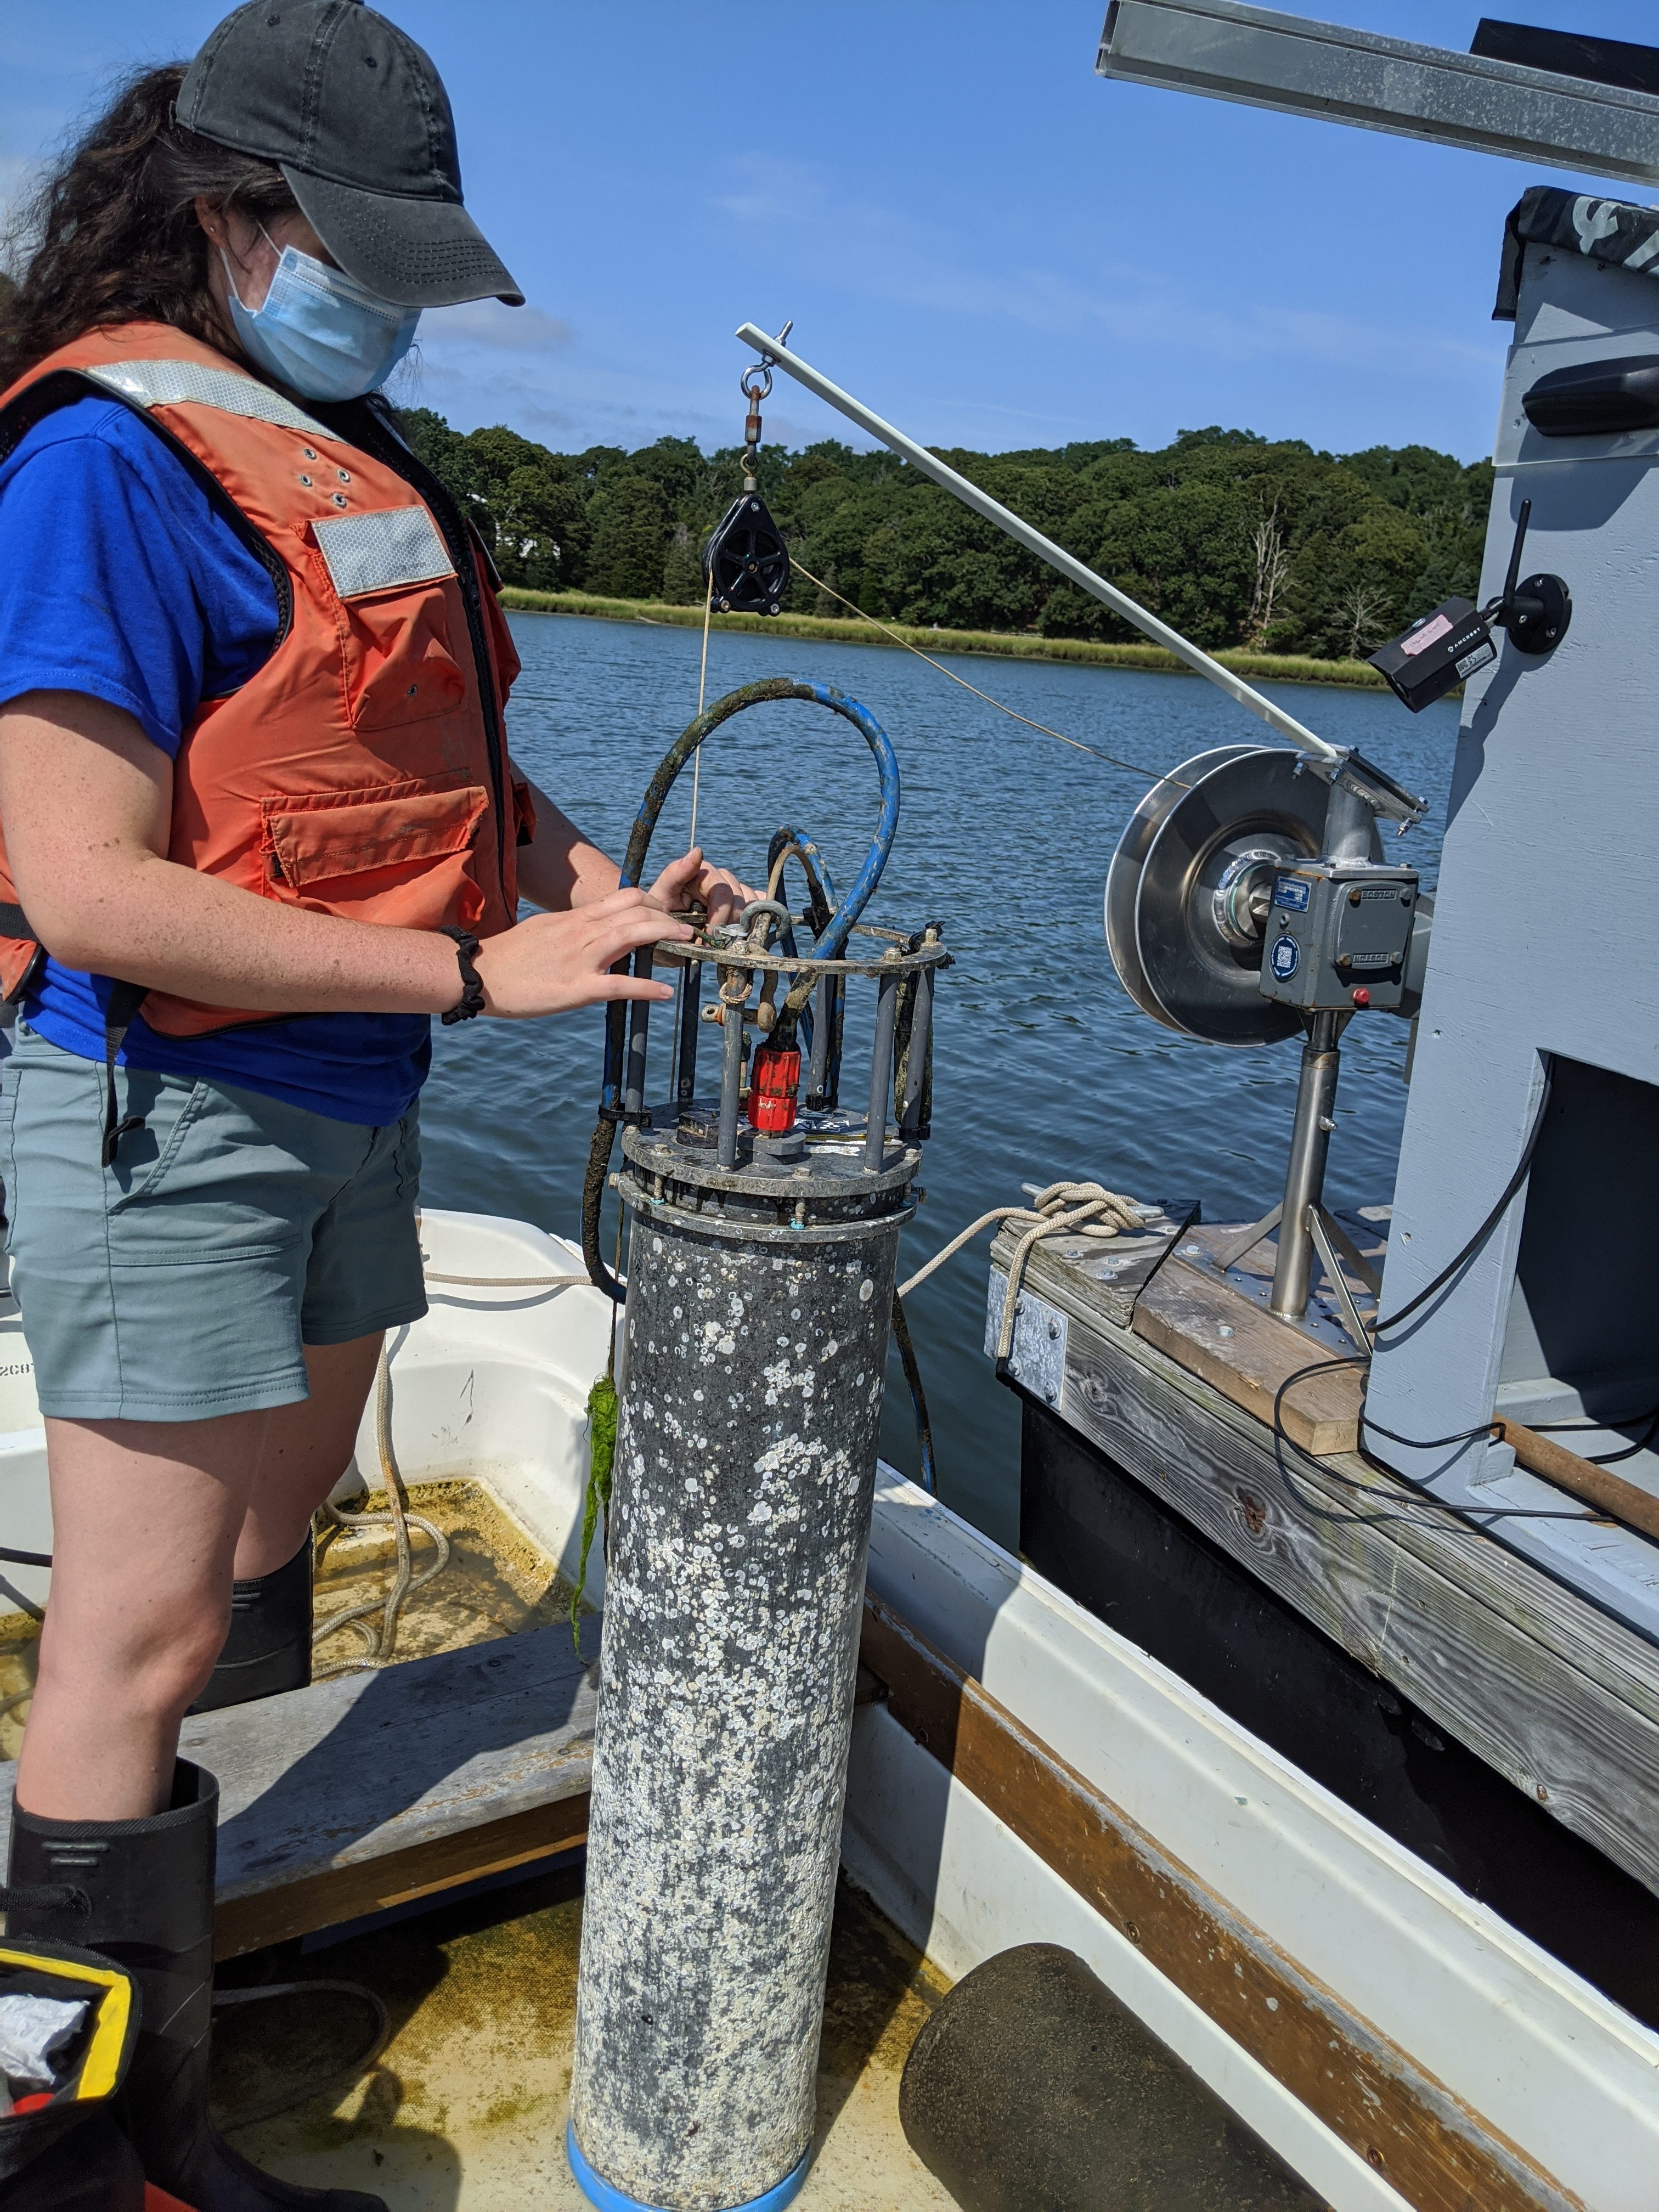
[6, 2, 1659, 462]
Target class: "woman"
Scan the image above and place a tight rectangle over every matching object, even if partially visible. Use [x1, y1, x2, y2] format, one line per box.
[0, 8, 743, 2207]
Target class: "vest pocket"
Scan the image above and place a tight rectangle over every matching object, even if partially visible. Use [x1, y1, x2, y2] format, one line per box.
[340, 586, 470, 732]
[261, 782, 488, 929]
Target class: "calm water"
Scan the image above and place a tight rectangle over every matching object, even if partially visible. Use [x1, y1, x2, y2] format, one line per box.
[421, 613, 1460, 1548]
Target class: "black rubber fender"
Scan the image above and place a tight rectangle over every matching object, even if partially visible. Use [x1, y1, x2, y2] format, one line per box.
[898, 1944, 1328, 2212]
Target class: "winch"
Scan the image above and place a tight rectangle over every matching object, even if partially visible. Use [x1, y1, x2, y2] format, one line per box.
[568, 677, 948, 2212]
[1104, 739, 1431, 1339]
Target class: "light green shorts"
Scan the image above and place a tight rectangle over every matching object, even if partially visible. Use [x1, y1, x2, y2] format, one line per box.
[0, 1026, 426, 1423]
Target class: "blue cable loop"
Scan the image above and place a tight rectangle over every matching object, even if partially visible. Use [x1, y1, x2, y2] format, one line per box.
[597, 679, 899, 1113]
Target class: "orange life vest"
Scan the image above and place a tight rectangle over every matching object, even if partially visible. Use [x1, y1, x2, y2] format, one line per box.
[0, 321, 532, 1047]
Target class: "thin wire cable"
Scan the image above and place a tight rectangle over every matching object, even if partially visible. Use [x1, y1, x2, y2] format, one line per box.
[1267, 1353, 1607, 1532]
[690, 570, 714, 847]
[1372, 1059, 1554, 1338]
[1524, 1404, 1659, 1464]
[789, 556, 1188, 788]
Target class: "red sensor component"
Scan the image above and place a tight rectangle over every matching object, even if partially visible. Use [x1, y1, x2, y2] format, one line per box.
[747, 1046, 802, 1133]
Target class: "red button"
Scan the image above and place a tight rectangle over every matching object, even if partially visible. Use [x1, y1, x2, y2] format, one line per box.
[1351, 987, 1371, 1007]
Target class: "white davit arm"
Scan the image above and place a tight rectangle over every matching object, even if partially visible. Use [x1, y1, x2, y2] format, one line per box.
[735, 320, 1345, 771]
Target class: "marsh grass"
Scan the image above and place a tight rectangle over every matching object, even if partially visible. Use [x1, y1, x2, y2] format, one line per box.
[498, 586, 1391, 691]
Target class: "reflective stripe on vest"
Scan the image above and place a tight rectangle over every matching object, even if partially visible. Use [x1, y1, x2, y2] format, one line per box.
[0, 321, 523, 1048]
[81, 358, 342, 441]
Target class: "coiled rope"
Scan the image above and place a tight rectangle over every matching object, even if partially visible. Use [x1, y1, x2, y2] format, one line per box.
[898, 1179, 1151, 1363]
[312, 1340, 449, 1677]
[311, 1251, 587, 1674]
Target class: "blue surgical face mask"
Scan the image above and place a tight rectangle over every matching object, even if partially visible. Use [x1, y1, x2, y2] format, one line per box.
[221, 231, 420, 403]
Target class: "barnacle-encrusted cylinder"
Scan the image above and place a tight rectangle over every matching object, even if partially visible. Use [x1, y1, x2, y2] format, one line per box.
[568, 1123, 918, 2212]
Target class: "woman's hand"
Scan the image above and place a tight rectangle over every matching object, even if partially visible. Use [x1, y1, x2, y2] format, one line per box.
[646, 847, 760, 927]
[472, 889, 689, 1020]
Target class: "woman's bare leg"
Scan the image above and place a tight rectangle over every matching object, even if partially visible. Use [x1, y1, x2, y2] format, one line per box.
[17, 1335, 384, 1822]
[18, 1409, 269, 1821]
[232, 1333, 385, 1578]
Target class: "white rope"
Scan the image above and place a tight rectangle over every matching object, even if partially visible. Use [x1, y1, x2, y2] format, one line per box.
[898, 1179, 1150, 1364]
[422, 1271, 586, 1289]
[309, 1251, 594, 1673]
[311, 1257, 591, 1672]
[312, 1340, 449, 1677]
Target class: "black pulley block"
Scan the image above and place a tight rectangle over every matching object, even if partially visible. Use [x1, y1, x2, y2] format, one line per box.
[703, 493, 791, 614]
[899, 1944, 1329, 2212]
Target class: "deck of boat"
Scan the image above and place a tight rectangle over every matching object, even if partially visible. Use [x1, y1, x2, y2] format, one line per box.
[210, 1864, 953, 2211]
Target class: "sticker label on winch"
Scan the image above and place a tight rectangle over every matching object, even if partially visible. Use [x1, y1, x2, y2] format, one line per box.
[1269, 935, 1301, 980]
[1273, 878, 1311, 911]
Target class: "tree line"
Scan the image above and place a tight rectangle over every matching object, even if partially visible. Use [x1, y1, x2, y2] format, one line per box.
[402, 405, 1494, 662]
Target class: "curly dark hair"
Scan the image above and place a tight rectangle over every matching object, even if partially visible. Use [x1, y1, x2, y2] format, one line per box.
[0, 63, 299, 387]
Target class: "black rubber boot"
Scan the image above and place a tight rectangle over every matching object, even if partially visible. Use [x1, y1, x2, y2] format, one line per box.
[7, 1762, 385, 2212]
[4, 2108, 146, 2212]
[189, 1530, 314, 1714]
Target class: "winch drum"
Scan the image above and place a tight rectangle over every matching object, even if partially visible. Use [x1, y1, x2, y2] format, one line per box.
[1105, 746, 1376, 1045]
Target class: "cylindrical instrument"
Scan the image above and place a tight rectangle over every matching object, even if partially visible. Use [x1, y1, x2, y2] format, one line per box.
[568, 1126, 919, 2211]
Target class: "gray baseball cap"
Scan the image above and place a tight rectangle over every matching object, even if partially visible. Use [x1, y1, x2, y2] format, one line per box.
[178, 0, 523, 308]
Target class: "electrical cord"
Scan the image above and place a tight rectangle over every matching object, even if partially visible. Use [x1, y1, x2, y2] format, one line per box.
[1269, 1356, 1607, 1533]
[1371, 1057, 1553, 1338]
[889, 1288, 936, 1496]
[1524, 1404, 1659, 1465]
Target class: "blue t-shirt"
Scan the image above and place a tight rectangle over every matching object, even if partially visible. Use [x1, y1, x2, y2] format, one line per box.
[0, 394, 431, 1124]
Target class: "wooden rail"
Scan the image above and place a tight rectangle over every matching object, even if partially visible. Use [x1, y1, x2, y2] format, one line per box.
[858, 1591, 1582, 2212]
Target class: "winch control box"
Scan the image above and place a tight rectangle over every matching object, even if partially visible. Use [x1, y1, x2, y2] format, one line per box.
[1259, 861, 1420, 1014]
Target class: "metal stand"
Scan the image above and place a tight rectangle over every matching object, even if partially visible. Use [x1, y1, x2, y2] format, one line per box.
[1214, 1017, 1380, 1351]
[1214, 774, 1384, 1349]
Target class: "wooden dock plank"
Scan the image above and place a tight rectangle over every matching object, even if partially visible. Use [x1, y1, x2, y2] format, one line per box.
[1131, 1258, 1363, 1454]
[0, 1624, 599, 1958]
[995, 1229, 1659, 1899]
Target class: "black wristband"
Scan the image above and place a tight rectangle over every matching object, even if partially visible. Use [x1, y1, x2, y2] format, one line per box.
[438, 925, 486, 1025]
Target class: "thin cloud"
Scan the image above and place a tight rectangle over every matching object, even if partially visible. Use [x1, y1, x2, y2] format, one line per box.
[419, 301, 576, 354]
[711, 161, 1494, 382]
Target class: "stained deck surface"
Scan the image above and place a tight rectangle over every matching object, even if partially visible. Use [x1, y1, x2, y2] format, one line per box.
[212, 1865, 956, 2211]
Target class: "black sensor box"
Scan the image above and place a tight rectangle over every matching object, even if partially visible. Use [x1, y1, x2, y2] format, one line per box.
[1368, 596, 1495, 713]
